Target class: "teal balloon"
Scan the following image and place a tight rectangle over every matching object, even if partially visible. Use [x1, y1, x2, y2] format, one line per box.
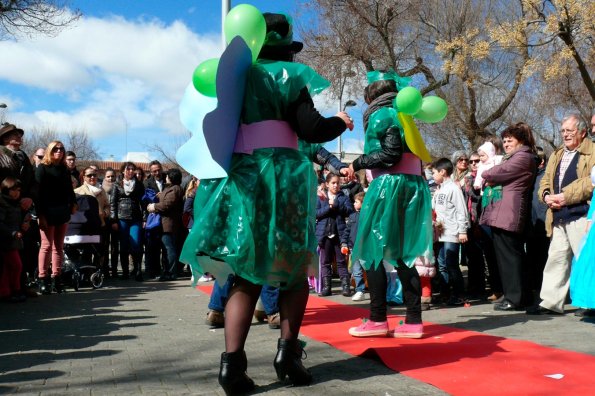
[414, 96, 448, 123]
[395, 86, 423, 115]
[224, 4, 266, 63]
[192, 58, 219, 97]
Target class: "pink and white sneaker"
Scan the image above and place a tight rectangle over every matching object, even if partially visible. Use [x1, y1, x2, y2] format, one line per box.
[348, 319, 389, 337]
[390, 323, 423, 339]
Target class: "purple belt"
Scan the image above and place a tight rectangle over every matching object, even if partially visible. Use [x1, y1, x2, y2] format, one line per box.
[233, 120, 298, 154]
[366, 153, 423, 182]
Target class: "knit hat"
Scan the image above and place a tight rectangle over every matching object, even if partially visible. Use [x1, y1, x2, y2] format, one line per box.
[478, 141, 496, 158]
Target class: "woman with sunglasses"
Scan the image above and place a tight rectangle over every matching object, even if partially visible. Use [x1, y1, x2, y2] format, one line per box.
[35, 141, 77, 294]
[75, 167, 111, 273]
[75, 167, 110, 226]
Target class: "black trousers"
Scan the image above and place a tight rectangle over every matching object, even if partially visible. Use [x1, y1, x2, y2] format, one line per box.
[465, 224, 487, 295]
[491, 227, 531, 307]
[366, 261, 422, 324]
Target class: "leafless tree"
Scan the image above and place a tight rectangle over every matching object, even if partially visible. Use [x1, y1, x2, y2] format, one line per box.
[142, 132, 192, 170]
[296, 0, 531, 154]
[21, 126, 100, 160]
[0, 0, 81, 40]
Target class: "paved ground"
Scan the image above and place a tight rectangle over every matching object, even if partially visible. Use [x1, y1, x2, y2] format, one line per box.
[1, 276, 594, 395]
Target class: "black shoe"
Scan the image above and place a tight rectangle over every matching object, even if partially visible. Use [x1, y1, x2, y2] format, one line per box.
[526, 305, 562, 315]
[39, 277, 52, 295]
[51, 276, 63, 294]
[494, 300, 521, 311]
[340, 276, 351, 297]
[318, 276, 332, 297]
[218, 351, 255, 395]
[273, 338, 312, 386]
[574, 308, 595, 317]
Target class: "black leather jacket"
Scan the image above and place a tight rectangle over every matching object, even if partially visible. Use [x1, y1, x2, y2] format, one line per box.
[110, 180, 145, 221]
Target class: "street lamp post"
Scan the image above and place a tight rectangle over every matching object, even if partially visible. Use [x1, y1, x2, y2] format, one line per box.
[222, 0, 231, 48]
[337, 70, 356, 159]
[0, 103, 7, 124]
[338, 99, 356, 159]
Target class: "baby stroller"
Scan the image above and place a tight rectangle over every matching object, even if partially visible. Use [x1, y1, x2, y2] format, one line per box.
[62, 194, 105, 290]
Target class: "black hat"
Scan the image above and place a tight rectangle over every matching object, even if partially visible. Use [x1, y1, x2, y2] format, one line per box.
[0, 123, 24, 141]
[260, 13, 303, 57]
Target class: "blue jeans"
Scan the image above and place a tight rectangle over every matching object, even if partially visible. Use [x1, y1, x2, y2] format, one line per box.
[208, 275, 279, 314]
[260, 285, 279, 315]
[351, 259, 365, 292]
[161, 232, 178, 277]
[118, 220, 142, 257]
[438, 241, 464, 297]
[208, 274, 234, 312]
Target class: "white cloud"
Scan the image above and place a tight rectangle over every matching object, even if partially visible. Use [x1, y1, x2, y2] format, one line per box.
[342, 137, 364, 154]
[125, 152, 150, 162]
[0, 14, 222, 142]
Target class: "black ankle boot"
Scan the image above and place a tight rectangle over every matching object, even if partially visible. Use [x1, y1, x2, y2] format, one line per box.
[39, 276, 51, 295]
[319, 276, 332, 297]
[340, 276, 351, 297]
[218, 351, 255, 395]
[51, 276, 63, 294]
[273, 338, 312, 386]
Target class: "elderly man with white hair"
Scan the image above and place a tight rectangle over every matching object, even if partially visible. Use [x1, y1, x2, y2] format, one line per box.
[528, 113, 595, 315]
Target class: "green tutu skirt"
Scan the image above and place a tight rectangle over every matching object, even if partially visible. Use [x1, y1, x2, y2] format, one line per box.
[352, 173, 433, 270]
[180, 148, 318, 290]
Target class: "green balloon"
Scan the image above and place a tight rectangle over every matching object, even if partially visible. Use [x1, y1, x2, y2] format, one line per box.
[224, 4, 266, 63]
[414, 96, 448, 123]
[395, 86, 422, 115]
[192, 58, 219, 97]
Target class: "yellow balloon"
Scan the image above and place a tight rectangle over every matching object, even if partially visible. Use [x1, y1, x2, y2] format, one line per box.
[397, 112, 432, 163]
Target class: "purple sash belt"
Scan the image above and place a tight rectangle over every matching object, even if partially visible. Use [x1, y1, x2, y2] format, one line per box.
[366, 153, 422, 182]
[233, 120, 298, 154]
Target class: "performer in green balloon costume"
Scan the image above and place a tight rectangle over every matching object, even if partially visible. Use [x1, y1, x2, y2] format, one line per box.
[347, 70, 433, 339]
[181, 13, 353, 394]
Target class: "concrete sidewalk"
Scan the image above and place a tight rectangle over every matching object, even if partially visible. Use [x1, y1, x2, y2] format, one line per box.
[1, 278, 594, 395]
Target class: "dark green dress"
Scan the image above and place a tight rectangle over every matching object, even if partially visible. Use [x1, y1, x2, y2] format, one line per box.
[352, 107, 433, 270]
[180, 60, 330, 289]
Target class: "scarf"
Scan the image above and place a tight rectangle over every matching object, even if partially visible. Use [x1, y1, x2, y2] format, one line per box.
[362, 92, 397, 131]
[123, 178, 136, 195]
[86, 182, 102, 196]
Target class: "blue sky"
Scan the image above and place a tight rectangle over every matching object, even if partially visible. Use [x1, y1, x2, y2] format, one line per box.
[0, 1, 364, 162]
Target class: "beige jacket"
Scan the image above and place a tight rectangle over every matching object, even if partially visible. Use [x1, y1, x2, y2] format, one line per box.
[538, 138, 595, 236]
[74, 183, 110, 227]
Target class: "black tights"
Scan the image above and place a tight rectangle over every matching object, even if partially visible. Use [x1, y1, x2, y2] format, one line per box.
[224, 277, 309, 353]
[366, 261, 422, 324]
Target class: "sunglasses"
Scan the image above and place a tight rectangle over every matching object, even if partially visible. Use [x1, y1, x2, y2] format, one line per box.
[52, 147, 65, 152]
[84, 173, 97, 178]
[470, 159, 480, 164]
[457, 158, 469, 162]
[36, 155, 44, 159]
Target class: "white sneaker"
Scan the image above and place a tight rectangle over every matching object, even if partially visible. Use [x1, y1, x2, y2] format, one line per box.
[198, 275, 214, 282]
[352, 291, 366, 301]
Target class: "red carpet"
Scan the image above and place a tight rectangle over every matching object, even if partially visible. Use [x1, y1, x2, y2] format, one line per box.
[197, 285, 595, 395]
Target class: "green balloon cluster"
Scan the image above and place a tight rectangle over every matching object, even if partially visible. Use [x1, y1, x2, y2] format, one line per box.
[415, 96, 448, 123]
[224, 4, 266, 64]
[192, 58, 219, 98]
[191, 4, 266, 98]
[395, 87, 422, 115]
[394, 87, 448, 123]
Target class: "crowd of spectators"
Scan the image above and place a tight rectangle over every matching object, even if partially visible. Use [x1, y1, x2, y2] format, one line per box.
[1, 112, 594, 320]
